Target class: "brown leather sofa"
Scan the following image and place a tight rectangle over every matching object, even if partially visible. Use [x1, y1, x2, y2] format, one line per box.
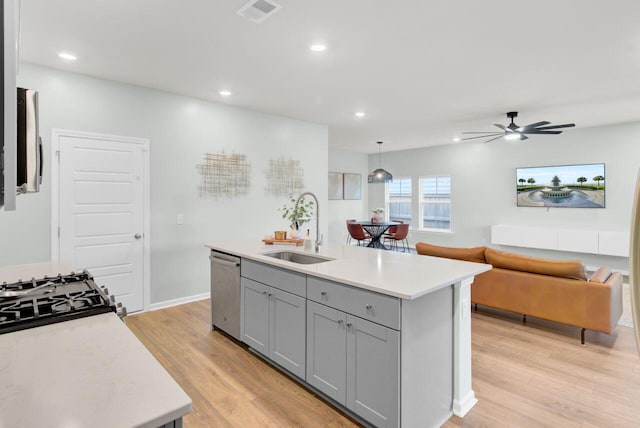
[415, 242, 624, 344]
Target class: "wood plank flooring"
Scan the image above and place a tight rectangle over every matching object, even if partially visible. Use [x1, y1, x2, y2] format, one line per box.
[125, 300, 640, 427]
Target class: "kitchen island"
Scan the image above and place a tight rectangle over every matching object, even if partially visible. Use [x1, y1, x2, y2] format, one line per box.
[206, 241, 491, 427]
[0, 262, 192, 428]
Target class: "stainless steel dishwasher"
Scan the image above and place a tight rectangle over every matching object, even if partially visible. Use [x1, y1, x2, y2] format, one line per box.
[209, 250, 241, 340]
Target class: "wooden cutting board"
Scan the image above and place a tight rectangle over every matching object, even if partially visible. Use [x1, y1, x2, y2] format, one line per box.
[262, 238, 304, 246]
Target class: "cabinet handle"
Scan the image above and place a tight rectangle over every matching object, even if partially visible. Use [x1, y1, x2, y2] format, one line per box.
[320, 291, 327, 296]
[268, 293, 273, 297]
[346, 322, 352, 328]
[366, 304, 373, 310]
[337, 319, 343, 324]
[263, 291, 268, 295]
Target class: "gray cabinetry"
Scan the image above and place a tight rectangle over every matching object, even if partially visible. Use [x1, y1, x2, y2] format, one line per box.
[242, 259, 306, 297]
[306, 300, 400, 428]
[241, 273, 306, 379]
[269, 287, 306, 378]
[347, 314, 399, 428]
[306, 300, 347, 404]
[307, 276, 400, 329]
[241, 277, 269, 355]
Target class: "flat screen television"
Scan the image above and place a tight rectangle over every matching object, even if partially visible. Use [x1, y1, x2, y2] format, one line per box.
[516, 163, 605, 208]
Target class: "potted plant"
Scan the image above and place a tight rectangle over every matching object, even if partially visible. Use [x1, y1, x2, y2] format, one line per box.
[371, 208, 385, 223]
[279, 194, 315, 239]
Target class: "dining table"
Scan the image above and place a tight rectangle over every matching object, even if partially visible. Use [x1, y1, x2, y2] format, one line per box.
[356, 221, 399, 250]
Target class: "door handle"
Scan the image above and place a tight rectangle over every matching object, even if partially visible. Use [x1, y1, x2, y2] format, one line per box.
[134, 233, 142, 239]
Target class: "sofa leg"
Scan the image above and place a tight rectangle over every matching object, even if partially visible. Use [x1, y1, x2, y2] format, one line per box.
[581, 328, 586, 346]
[523, 314, 527, 324]
[474, 303, 477, 311]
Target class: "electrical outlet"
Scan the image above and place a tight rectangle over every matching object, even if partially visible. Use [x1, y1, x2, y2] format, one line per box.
[177, 214, 184, 225]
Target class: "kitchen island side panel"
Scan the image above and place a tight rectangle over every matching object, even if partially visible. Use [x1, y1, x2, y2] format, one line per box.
[401, 285, 454, 427]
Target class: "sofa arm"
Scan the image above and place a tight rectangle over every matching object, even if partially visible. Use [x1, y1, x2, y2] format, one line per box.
[606, 272, 624, 330]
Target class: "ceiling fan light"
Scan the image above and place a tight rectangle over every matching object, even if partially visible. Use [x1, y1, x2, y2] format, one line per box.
[505, 133, 520, 141]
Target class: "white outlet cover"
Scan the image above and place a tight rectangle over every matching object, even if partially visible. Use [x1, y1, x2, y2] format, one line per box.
[177, 214, 184, 225]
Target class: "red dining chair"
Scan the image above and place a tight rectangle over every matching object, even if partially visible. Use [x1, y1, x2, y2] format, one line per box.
[384, 223, 410, 252]
[384, 220, 403, 237]
[347, 222, 371, 246]
[346, 219, 357, 244]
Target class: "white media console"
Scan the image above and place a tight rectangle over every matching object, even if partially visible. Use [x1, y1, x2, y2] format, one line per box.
[491, 225, 630, 258]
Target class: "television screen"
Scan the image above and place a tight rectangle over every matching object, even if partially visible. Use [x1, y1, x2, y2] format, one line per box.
[516, 163, 605, 208]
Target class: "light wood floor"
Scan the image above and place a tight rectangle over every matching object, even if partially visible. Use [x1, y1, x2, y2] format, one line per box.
[125, 300, 640, 427]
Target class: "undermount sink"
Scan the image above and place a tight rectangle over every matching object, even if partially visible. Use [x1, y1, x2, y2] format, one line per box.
[262, 251, 333, 265]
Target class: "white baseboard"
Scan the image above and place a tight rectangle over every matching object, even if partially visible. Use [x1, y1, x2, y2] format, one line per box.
[452, 390, 478, 417]
[149, 292, 210, 311]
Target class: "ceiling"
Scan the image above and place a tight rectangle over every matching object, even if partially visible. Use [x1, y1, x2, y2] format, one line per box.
[19, 0, 640, 153]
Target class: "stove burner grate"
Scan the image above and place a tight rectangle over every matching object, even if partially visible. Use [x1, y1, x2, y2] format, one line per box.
[0, 271, 122, 335]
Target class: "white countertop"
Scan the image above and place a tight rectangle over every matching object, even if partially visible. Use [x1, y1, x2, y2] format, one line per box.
[0, 262, 191, 428]
[0, 313, 192, 428]
[206, 241, 492, 300]
[0, 260, 74, 283]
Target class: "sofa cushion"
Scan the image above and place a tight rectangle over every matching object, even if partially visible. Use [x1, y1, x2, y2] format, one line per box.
[484, 248, 587, 280]
[589, 266, 612, 283]
[415, 242, 487, 263]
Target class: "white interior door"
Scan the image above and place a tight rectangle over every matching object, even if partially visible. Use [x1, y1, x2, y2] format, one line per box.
[55, 131, 148, 313]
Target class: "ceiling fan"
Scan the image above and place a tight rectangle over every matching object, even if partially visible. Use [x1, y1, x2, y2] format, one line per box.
[460, 111, 575, 143]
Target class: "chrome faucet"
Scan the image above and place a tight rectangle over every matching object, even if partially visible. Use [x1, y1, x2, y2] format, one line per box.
[294, 192, 321, 252]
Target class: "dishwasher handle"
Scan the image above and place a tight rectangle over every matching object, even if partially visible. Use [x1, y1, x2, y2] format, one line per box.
[210, 256, 240, 267]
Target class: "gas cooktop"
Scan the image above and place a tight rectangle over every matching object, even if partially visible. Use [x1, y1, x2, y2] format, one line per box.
[0, 271, 126, 335]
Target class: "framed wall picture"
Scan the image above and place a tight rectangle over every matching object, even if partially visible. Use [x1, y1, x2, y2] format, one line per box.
[328, 172, 344, 200]
[343, 173, 362, 200]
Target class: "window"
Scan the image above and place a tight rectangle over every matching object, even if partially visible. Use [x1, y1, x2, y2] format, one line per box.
[386, 177, 412, 224]
[420, 176, 451, 231]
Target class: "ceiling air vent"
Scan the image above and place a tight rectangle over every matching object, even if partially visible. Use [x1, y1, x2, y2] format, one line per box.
[236, 0, 282, 23]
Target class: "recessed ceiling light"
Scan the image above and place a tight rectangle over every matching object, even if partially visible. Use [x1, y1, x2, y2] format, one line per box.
[355, 112, 365, 118]
[309, 44, 327, 52]
[219, 90, 232, 97]
[58, 52, 77, 62]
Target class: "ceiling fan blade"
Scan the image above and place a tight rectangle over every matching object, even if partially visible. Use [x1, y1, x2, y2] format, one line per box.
[533, 123, 576, 131]
[461, 132, 504, 135]
[483, 135, 505, 144]
[521, 130, 562, 135]
[493, 124, 508, 132]
[521, 121, 550, 129]
[520, 134, 528, 141]
[460, 133, 503, 141]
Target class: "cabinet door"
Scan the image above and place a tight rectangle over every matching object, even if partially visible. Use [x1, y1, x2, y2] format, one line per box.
[241, 278, 270, 356]
[346, 315, 400, 428]
[269, 287, 306, 379]
[306, 301, 347, 405]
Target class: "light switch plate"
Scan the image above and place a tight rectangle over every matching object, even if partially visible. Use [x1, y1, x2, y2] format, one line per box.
[177, 214, 184, 225]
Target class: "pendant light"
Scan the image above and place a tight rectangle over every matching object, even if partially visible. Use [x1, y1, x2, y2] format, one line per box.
[368, 141, 393, 183]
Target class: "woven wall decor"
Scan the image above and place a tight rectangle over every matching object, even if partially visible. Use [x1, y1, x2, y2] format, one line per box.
[265, 156, 305, 196]
[196, 151, 251, 198]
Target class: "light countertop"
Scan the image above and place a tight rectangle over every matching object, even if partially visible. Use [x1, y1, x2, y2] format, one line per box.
[0, 313, 191, 428]
[206, 241, 492, 300]
[0, 260, 74, 283]
[0, 261, 191, 428]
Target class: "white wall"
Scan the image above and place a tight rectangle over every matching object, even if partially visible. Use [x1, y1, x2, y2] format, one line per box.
[327, 149, 369, 243]
[369, 122, 640, 271]
[1, 64, 328, 304]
